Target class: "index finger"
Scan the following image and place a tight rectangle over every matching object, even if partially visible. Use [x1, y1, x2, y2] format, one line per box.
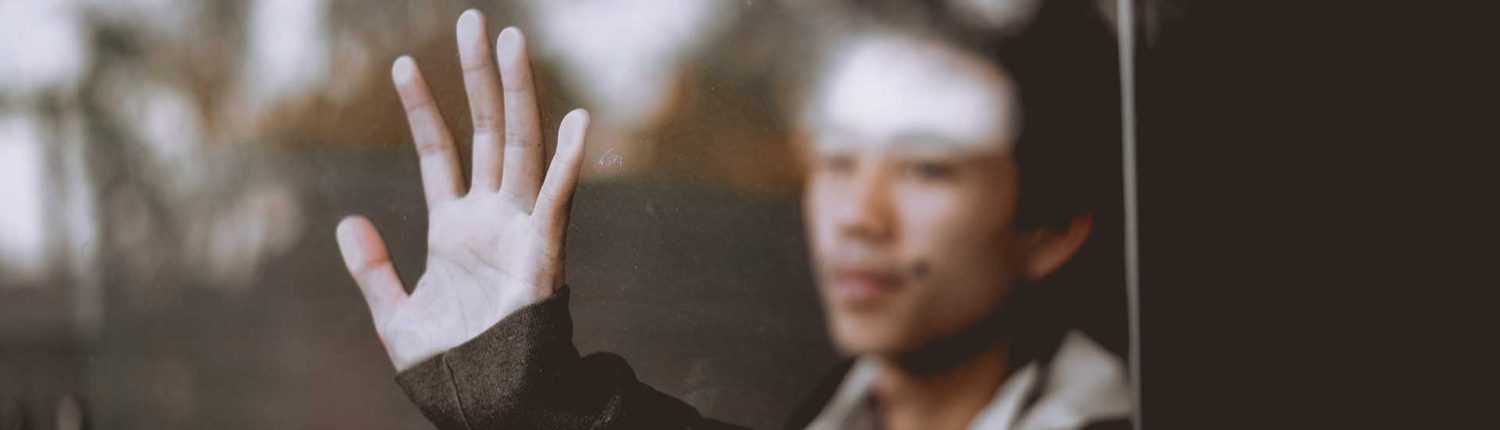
[393, 57, 465, 207]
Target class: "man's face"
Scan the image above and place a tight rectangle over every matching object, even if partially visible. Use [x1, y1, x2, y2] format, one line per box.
[803, 34, 1025, 357]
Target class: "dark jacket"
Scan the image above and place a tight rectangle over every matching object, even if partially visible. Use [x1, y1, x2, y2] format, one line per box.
[395, 287, 745, 429]
[395, 287, 1131, 430]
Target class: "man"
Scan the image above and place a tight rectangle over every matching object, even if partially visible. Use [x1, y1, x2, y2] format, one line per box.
[335, 1, 1130, 428]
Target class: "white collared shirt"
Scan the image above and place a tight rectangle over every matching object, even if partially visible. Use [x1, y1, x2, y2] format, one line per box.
[805, 331, 1132, 430]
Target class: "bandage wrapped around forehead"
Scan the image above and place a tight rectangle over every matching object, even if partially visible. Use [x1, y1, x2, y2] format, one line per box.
[807, 33, 1020, 156]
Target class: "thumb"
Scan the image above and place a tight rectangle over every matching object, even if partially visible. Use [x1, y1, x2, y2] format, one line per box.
[336, 216, 409, 331]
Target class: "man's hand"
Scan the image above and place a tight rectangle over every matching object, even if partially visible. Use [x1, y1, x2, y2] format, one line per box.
[335, 10, 589, 372]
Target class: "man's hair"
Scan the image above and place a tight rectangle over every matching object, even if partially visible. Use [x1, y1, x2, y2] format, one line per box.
[848, 0, 1129, 360]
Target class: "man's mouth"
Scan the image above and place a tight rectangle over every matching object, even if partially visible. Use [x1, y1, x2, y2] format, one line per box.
[831, 268, 905, 305]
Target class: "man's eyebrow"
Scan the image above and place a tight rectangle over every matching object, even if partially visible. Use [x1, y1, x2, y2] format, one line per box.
[888, 132, 974, 153]
[816, 125, 856, 142]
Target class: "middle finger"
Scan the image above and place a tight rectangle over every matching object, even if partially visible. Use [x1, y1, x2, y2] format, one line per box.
[456, 10, 505, 193]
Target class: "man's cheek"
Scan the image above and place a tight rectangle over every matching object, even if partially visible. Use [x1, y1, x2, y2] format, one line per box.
[910, 260, 932, 279]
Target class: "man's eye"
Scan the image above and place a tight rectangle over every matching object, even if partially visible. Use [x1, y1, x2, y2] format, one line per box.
[908, 161, 956, 180]
[820, 155, 854, 173]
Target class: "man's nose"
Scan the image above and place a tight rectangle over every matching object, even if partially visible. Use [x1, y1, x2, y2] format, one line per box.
[838, 166, 895, 241]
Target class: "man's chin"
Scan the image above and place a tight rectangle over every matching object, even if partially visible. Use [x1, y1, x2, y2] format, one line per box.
[826, 318, 914, 357]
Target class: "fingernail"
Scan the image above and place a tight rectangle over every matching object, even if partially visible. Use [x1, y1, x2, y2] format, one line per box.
[497, 27, 524, 65]
[457, 9, 483, 42]
[391, 56, 416, 84]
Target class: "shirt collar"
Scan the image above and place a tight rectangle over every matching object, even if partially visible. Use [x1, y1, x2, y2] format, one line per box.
[805, 331, 1131, 430]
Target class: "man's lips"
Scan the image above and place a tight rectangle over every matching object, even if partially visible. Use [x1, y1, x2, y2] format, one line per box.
[831, 269, 905, 304]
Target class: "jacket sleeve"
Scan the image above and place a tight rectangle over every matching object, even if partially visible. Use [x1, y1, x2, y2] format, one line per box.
[394, 286, 749, 430]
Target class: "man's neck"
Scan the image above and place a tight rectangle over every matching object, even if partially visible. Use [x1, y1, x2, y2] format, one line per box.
[872, 342, 1010, 430]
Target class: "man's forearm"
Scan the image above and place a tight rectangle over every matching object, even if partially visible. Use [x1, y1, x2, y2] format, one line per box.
[395, 286, 746, 430]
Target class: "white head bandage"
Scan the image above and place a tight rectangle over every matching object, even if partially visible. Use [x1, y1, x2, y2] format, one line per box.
[808, 33, 1019, 156]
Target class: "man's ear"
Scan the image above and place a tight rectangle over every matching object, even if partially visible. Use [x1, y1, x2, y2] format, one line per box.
[1021, 214, 1093, 281]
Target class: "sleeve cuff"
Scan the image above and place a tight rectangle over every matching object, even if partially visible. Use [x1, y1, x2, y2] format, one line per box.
[395, 286, 579, 429]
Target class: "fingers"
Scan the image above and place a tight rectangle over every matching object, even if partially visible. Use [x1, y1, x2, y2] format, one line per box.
[533, 109, 590, 235]
[496, 27, 546, 211]
[456, 10, 505, 192]
[392, 56, 464, 207]
[336, 216, 409, 330]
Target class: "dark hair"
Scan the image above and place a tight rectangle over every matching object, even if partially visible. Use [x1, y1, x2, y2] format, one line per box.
[843, 0, 1120, 231]
[1005, 0, 1129, 361]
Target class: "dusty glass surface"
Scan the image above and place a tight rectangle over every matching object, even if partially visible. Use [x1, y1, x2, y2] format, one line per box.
[0, 1, 1135, 429]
